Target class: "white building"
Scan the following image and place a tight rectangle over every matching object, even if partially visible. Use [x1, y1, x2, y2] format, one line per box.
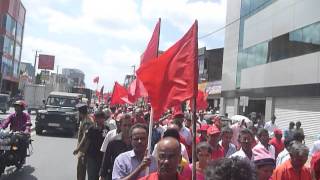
[221, 0, 320, 146]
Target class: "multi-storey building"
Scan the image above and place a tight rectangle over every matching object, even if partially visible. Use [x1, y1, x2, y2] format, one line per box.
[0, 0, 25, 94]
[221, 0, 320, 145]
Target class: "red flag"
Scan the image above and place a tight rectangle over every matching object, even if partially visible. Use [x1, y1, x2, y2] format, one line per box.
[137, 21, 198, 119]
[196, 90, 208, 110]
[93, 76, 99, 84]
[110, 82, 132, 105]
[129, 19, 161, 102]
[140, 19, 161, 65]
[99, 85, 104, 102]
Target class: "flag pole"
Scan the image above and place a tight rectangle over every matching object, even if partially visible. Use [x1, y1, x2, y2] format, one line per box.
[191, 97, 197, 180]
[145, 107, 154, 175]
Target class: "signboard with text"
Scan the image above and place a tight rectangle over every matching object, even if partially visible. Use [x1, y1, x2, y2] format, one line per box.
[38, 54, 55, 70]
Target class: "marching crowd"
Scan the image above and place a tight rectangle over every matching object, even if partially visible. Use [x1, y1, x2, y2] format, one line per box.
[73, 103, 320, 180]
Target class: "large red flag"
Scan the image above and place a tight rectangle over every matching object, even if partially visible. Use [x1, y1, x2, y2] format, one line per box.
[110, 82, 132, 105]
[137, 21, 198, 119]
[129, 19, 161, 102]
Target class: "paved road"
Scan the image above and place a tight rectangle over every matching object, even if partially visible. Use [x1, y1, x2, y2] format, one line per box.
[0, 108, 78, 179]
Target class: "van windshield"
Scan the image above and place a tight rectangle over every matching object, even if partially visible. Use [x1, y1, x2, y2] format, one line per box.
[47, 97, 79, 107]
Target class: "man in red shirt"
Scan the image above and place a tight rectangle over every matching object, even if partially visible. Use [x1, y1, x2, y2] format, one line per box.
[272, 141, 312, 180]
[269, 128, 284, 158]
[207, 125, 224, 160]
[139, 137, 184, 180]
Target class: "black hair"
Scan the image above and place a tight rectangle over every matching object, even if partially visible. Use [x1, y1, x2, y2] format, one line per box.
[293, 131, 305, 142]
[172, 119, 183, 129]
[257, 128, 268, 138]
[129, 123, 148, 138]
[238, 128, 254, 141]
[205, 157, 256, 180]
[221, 126, 233, 135]
[94, 111, 105, 119]
[197, 142, 212, 154]
[163, 128, 180, 141]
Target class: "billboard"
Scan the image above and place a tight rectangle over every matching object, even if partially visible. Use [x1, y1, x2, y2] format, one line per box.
[38, 54, 55, 70]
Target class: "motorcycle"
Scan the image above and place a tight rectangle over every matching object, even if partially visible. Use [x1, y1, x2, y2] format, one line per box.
[0, 130, 33, 176]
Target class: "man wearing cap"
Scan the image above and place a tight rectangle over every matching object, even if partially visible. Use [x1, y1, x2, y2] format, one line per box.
[269, 128, 284, 158]
[0, 100, 31, 134]
[207, 125, 224, 160]
[0, 100, 31, 165]
[73, 103, 93, 180]
[196, 125, 209, 144]
[253, 146, 276, 180]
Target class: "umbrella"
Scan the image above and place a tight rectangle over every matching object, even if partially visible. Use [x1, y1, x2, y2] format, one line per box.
[230, 115, 252, 126]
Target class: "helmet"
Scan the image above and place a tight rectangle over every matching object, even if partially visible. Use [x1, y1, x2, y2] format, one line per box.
[13, 100, 26, 109]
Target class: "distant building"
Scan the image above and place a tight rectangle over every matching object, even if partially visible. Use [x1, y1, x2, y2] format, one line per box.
[62, 68, 85, 88]
[20, 62, 34, 77]
[198, 47, 224, 110]
[0, 0, 26, 95]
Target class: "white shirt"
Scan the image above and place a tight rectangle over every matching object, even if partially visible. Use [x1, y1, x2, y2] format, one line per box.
[253, 142, 276, 160]
[100, 129, 119, 152]
[230, 148, 254, 161]
[180, 126, 192, 146]
[152, 142, 189, 163]
[310, 140, 320, 156]
[264, 121, 278, 136]
[276, 148, 290, 166]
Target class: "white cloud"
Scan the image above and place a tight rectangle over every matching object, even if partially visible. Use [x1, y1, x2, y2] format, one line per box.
[141, 0, 227, 35]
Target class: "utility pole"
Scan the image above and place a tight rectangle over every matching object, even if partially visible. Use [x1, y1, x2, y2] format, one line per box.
[33, 50, 41, 83]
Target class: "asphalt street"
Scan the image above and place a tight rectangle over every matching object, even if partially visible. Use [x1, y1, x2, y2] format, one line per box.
[0, 108, 78, 180]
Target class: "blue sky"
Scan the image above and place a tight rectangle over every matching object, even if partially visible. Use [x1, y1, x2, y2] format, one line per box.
[21, 0, 226, 91]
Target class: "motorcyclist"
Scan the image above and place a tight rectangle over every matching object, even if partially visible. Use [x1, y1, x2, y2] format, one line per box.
[0, 100, 31, 134]
[0, 100, 31, 164]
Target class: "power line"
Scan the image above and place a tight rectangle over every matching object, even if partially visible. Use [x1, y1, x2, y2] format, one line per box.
[198, 0, 276, 39]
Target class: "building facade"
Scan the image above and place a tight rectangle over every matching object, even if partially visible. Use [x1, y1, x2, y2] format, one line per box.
[221, 0, 320, 145]
[62, 68, 85, 88]
[0, 0, 25, 94]
[198, 47, 224, 110]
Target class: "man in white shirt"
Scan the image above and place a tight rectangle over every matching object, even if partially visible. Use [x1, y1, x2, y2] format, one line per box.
[264, 115, 278, 137]
[231, 128, 255, 161]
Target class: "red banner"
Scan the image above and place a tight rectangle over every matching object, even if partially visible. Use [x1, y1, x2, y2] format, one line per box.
[38, 54, 55, 70]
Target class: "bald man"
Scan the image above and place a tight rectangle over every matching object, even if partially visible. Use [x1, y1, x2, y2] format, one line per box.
[139, 137, 183, 180]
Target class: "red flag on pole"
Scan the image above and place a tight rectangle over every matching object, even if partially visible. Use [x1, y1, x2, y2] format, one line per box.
[129, 19, 161, 102]
[93, 76, 99, 84]
[140, 19, 161, 65]
[110, 82, 132, 106]
[137, 21, 198, 119]
[195, 90, 208, 111]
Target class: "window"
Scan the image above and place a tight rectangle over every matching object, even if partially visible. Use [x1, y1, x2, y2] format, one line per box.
[13, 60, 19, 78]
[16, 23, 23, 43]
[3, 36, 14, 56]
[4, 14, 16, 36]
[14, 43, 21, 60]
[1, 57, 13, 77]
[236, 21, 320, 87]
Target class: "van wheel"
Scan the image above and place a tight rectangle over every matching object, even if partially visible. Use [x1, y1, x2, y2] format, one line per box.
[36, 129, 43, 135]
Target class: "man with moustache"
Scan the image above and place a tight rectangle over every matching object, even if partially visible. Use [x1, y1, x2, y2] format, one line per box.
[138, 137, 183, 180]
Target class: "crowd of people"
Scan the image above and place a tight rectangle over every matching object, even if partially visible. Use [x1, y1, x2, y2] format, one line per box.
[73, 103, 320, 180]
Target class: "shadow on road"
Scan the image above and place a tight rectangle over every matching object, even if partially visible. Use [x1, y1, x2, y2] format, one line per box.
[0, 165, 37, 180]
[37, 130, 77, 139]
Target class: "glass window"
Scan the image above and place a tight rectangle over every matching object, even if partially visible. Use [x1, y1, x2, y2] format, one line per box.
[4, 14, 16, 36]
[13, 60, 19, 78]
[3, 36, 14, 56]
[1, 57, 13, 77]
[14, 43, 21, 60]
[16, 23, 23, 43]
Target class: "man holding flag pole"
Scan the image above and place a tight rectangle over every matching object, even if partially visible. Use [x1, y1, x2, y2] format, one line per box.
[137, 20, 198, 180]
